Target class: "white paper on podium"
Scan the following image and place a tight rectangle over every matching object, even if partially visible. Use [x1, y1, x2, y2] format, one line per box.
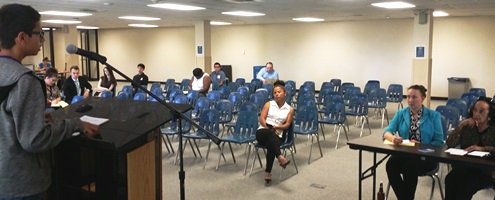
[80, 115, 109, 125]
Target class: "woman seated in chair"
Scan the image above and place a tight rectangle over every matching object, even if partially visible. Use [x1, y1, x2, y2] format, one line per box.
[94, 66, 116, 97]
[382, 85, 444, 200]
[256, 80, 294, 183]
[445, 97, 495, 200]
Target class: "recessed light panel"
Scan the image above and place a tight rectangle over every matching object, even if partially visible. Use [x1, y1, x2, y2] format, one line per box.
[221, 11, 265, 17]
[293, 17, 324, 22]
[147, 3, 205, 11]
[77, 26, 99, 29]
[433, 11, 449, 17]
[39, 11, 92, 17]
[371, 2, 415, 9]
[128, 24, 159, 28]
[119, 16, 161, 21]
[42, 20, 82, 24]
[210, 21, 232, 25]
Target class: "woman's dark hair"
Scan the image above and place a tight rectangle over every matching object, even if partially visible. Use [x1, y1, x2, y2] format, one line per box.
[193, 68, 203, 78]
[407, 84, 427, 98]
[45, 67, 58, 78]
[273, 80, 286, 92]
[0, 4, 41, 49]
[102, 67, 116, 86]
[468, 97, 495, 126]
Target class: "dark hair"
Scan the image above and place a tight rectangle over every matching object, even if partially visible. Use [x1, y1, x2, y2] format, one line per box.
[137, 63, 145, 69]
[407, 84, 427, 98]
[0, 4, 41, 49]
[193, 68, 203, 78]
[468, 97, 495, 126]
[273, 80, 286, 92]
[70, 65, 79, 71]
[102, 67, 116, 86]
[214, 62, 221, 67]
[43, 57, 49, 62]
[266, 62, 273, 66]
[45, 67, 58, 78]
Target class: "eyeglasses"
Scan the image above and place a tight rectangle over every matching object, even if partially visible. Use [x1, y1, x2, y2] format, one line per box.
[31, 30, 44, 38]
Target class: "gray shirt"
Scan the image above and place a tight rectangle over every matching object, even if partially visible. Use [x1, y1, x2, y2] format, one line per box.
[211, 70, 226, 85]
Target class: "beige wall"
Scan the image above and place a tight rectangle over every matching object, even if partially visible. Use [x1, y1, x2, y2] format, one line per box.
[90, 16, 495, 97]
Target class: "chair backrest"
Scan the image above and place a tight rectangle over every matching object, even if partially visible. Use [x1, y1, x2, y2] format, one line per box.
[317, 87, 335, 104]
[168, 88, 184, 102]
[285, 80, 296, 95]
[339, 82, 355, 94]
[461, 92, 480, 111]
[151, 82, 161, 90]
[122, 85, 133, 99]
[249, 93, 266, 113]
[194, 97, 213, 116]
[116, 91, 128, 100]
[295, 105, 319, 133]
[303, 81, 315, 92]
[218, 85, 231, 99]
[386, 84, 403, 102]
[364, 80, 380, 96]
[233, 111, 258, 137]
[180, 79, 191, 91]
[435, 105, 460, 130]
[244, 82, 256, 94]
[446, 98, 468, 120]
[172, 94, 188, 104]
[164, 78, 175, 92]
[101, 91, 113, 98]
[228, 92, 243, 112]
[347, 93, 369, 115]
[368, 88, 387, 108]
[133, 93, 146, 101]
[198, 109, 220, 137]
[228, 82, 239, 92]
[322, 99, 347, 124]
[319, 81, 333, 92]
[250, 79, 263, 91]
[169, 110, 192, 133]
[280, 122, 295, 148]
[254, 89, 269, 103]
[149, 93, 165, 102]
[239, 102, 259, 113]
[211, 82, 220, 91]
[330, 79, 342, 92]
[297, 96, 316, 109]
[343, 86, 361, 105]
[151, 86, 162, 96]
[215, 100, 233, 123]
[234, 78, 246, 87]
[237, 86, 250, 103]
[469, 88, 486, 97]
[71, 95, 84, 104]
[262, 83, 274, 99]
[186, 90, 200, 106]
[165, 84, 179, 99]
[207, 90, 221, 102]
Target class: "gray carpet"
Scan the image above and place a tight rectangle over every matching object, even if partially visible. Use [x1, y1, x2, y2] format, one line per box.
[160, 100, 495, 200]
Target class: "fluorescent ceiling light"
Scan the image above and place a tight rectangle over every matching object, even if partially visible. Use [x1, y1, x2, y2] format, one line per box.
[147, 3, 205, 11]
[42, 20, 82, 24]
[128, 24, 158, 28]
[293, 17, 324, 22]
[77, 26, 99, 29]
[433, 11, 449, 17]
[210, 21, 232, 25]
[39, 11, 92, 17]
[222, 11, 265, 17]
[371, 2, 415, 9]
[42, 27, 51, 30]
[118, 16, 161, 21]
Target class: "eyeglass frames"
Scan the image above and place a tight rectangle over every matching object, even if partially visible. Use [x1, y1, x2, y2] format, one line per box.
[31, 30, 44, 38]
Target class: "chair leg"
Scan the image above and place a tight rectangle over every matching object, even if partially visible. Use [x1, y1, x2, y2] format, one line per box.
[316, 134, 323, 158]
[366, 116, 372, 135]
[203, 142, 213, 169]
[434, 174, 445, 200]
[249, 147, 260, 177]
[308, 135, 314, 164]
[229, 142, 236, 163]
[290, 148, 298, 173]
[320, 123, 326, 140]
[166, 135, 175, 154]
[243, 144, 252, 175]
[162, 135, 171, 153]
[192, 140, 202, 158]
[216, 142, 226, 170]
[429, 175, 436, 200]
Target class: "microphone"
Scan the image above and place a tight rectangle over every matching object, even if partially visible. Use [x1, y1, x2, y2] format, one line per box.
[66, 44, 107, 63]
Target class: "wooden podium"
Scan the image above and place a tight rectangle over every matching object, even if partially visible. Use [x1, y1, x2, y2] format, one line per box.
[51, 98, 190, 200]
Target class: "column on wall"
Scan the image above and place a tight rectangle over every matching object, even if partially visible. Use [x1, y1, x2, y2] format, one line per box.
[64, 25, 78, 71]
[195, 20, 212, 73]
[411, 10, 434, 107]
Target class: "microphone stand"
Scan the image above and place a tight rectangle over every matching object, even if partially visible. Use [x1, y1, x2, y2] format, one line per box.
[100, 60, 221, 200]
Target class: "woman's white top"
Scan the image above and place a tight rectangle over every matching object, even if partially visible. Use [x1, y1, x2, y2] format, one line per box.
[258, 100, 291, 130]
[192, 73, 209, 91]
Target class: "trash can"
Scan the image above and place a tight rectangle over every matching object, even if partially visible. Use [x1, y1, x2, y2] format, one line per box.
[447, 77, 470, 98]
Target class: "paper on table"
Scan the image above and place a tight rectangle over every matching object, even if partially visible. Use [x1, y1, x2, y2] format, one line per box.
[467, 151, 490, 157]
[445, 148, 467, 156]
[80, 115, 109, 126]
[51, 100, 69, 108]
[383, 139, 415, 146]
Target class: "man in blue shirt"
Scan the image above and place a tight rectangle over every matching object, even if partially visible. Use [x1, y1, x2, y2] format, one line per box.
[256, 62, 279, 84]
[210, 62, 226, 87]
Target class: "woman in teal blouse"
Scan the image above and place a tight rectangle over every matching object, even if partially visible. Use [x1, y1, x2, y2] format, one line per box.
[382, 85, 444, 200]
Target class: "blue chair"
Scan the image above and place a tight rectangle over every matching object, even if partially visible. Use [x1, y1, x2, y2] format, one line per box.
[180, 79, 191, 92]
[163, 78, 175, 93]
[237, 86, 250, 103]
[262, 83, 274, 99]
[367, 88, 389, 128]
[168, 88, 184, 102]
[116, 91, 128, 100]
[172, 94, 188, 104]
[244, 82, 256, 94]
[342, 86, 361, 106]
[218, 85, 231, 99]
[293, 105, 322, 164]
[100, 91, 113, 98]
[363, 80, 380, 96]
[165, 84, 180, 100]
[149, 93, 165, 102]
[121, 85, 133, 99]
[136, 84, 148, 94]
[339, 82, 355, 94]
[217, 111, 258, 171]
[318, 91, 342, 114]
[161, 110, 192, 154]
[285, 80, 297, 100]
[186, 90, 200, 106]
[469, 88, 486, 97]
[211, 82, 220, 91]
[228, 82, 239, 93]
[250, 78, 262, 91]
[225, 101, 259, 134]
[133, 93, 146, 101]
[193, 97, 213, 120]
[181, 109, 220, 169]
[234, 78, 246, 87]
[151, 82, 161, 90]
[317, 87, 335, 107]
[345, 93, 371, 137]
[435, 105, 460, 131]
[446, 98, 468, 121]
[250, 123, 298, 181]
[386, 84, 404, 110]
[302, 81, 315, 92]
[254, 89, 269, 104]
[318, 99, 347, 149]
[228, 92, 243, 115]
[215, 100, 233, 135]
[461, 92, 480, 112]
[249, 93, 266, 114]
[207, 90, 221, 103]
[330, 79, 342, 92]
[71, 95, 84, 104]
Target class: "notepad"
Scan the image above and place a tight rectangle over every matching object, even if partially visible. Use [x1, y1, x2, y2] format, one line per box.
[467, 151, 490, 157]
[51, 100, 69, 108]
[445, 148, 490, 157]
[383, 139, 415, 146]
[80, 115, 109, 125]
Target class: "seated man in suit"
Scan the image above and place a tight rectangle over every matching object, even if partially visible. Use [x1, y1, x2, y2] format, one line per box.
[63, 65, 92, 104]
